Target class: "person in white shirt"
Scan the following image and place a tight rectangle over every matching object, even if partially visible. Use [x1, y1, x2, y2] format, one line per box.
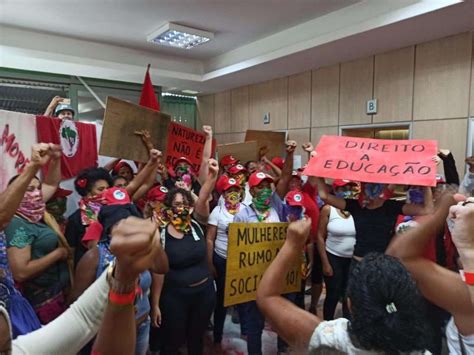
[207, 175, 245, 349]
[256, 219, 432, 355]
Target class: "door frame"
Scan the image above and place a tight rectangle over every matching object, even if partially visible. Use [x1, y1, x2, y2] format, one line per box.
[339, 121, 413, 139]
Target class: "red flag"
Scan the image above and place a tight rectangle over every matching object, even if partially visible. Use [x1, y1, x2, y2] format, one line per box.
[36, 116, 98, 179]
[139, 65, 160, 111]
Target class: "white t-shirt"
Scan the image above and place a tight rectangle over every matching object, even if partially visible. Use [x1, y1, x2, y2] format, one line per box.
[446, 317, 474, 354]
[308, 318, 430, 355]
[325, 207, 356, 258]
[208, 204, 242, 259]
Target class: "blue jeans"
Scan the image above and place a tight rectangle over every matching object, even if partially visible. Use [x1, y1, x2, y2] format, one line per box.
[236, 301, 265, 355]
[135, 316, 150, 355]
[213, 252, 228, 344]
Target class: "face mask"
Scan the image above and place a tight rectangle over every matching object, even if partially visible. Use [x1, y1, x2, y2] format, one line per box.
[166, 206, 192, 233]
[235, 174, 246, 186]
[79, 193, 107, 225]
[364, 183, 384, 200]
[335, 191, 352, 199]
[17, 189, 46, 223]
[175, 166, 190, 178]
[224, 191, 241, 215]
[282, 205, 304, 222]
[407, 187, 424, 205]
[152, 203, 168, 227]
[252, 187, 272, 212]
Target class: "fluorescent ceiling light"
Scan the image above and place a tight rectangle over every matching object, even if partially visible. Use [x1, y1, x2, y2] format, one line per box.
[147, 23, 213, 49]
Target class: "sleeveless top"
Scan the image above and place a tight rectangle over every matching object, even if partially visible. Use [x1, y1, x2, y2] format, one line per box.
[325, 206, 356, 258]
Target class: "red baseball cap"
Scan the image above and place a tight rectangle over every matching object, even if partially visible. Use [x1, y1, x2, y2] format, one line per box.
[216, 175, 241, 194]
[271, 157, 284, 169]
[248, 172, 274, 188]
[285, 190, 305, 207]
[52, 187, 73, 199]
[332, 179, 353, 189]
[103, 187, 131, 205]
[146, 185, 169, 202]
[113, 161, 133, 174]
[220, 155, 238, 167]
[173, 156, 192, 168]
[228, 164, 247, 175]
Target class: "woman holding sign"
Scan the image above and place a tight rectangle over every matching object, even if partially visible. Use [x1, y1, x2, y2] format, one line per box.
[316, 178, 434, 262]
[206, 174, 245, 350]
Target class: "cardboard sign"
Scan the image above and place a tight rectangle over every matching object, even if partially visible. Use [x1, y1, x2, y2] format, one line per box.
[0, 110, 37, 190]
[99, 97, 171, 162]
[224, 222, 301, 307]
[165, 122, 209, 172]
[304, 135, 438, 186]
[217, 141, 258, 163]
[245, 130, 286, 159]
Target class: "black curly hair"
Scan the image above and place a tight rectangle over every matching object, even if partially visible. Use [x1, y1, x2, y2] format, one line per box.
[347, 253, 431, 354]
[164, 188, 194, 208]
[74, 167, 113, 197]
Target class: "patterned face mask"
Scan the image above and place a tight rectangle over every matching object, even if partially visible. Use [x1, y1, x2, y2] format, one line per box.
[17, 188, 46, 223]
[175, 165, 190, 178]
[224, 191, 241, 215]
[282, 205, 304, 222]
[152, 203, 169, 227]
[166, 206, 192, 233]
[79, 193, 107, 225]
[364, 183, 384, 200]
[335, 191, 352, 199]
[252, 187, 272, 211]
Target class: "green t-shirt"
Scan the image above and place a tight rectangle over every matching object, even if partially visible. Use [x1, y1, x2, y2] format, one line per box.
[5, 215, 69, 289]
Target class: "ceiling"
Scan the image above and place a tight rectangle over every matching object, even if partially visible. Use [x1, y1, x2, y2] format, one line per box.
[0, 0, 472, 94]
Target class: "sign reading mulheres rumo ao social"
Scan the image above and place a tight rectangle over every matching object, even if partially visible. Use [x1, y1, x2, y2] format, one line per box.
[224, 222, 301, 307]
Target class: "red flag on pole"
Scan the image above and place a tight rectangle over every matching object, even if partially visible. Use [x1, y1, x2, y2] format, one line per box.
[139, 64, 160, 111]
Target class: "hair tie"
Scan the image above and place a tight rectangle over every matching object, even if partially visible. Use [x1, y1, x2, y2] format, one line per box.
[386, 302, 397, 314]
[77, 178, 88, 188]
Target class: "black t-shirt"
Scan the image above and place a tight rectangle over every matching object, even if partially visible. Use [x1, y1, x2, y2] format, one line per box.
[65, 209, 87, 267]
[345, 199, 404, 257]
[163, 222, 209, 288]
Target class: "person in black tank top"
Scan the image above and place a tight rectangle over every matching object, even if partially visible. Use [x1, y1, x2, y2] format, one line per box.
[150, 159, 219, 355]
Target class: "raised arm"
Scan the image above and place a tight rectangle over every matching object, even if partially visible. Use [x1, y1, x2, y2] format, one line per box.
[93, 217, 168, 354]
[198, 126, 213, 186]
[194, 159, 219, 223]
[257, 218, 320, 351]
[43, 96, 64, 117]
[315, 177, 346, 211]
[102, 158, 121, 173]
[41, 145, 62, 202]
[386, 193, 474, 335]
[275, 140, 296, 199]
[126, 149, 161, 197]
[0, 144, 55, 229]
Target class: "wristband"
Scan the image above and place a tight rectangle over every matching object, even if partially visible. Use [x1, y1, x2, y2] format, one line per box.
[108, 289, 136, 306]
[465, 271, 474, 285]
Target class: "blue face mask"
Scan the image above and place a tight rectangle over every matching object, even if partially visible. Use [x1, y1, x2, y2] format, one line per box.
[407, 187, 424, 204]
[364, 183, 384, 200]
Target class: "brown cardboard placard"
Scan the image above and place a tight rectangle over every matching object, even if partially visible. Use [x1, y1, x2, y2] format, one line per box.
[99, 97, 171, 162]
[245, 130, 286, 159]
[217, 141, 258, 163]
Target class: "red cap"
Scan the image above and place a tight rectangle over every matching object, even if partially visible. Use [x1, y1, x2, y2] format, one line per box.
[103, 187, 131, 205]
[52, 187, 73, 199]
[113, 161, 133, 174]
[216, 175, 241, 194]
[285, 190, 305, 207]
[173, 156, 192, 168]
[220, 155, 238, 167]
[332, 179, 353, 189]
[271, 157, 284, 169]
[228, 164, 247, 175]
[146, 185, 169, 202]
[248, 171, 274, 188]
